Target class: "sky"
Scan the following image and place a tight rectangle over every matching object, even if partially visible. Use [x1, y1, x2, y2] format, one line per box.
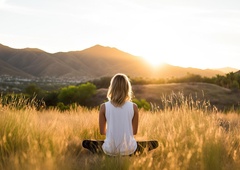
[0, 0, 240, 69]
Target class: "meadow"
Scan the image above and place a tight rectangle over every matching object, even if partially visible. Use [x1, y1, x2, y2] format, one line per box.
[0, 93, 240, 170]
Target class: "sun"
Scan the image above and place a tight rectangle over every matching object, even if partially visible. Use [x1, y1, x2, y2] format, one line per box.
[147, 59, 163, 67]
[142, 56, 166, 67]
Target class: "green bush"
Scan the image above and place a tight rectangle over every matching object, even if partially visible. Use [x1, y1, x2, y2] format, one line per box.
[132, 98, 151, 110]
[57, 82, 96, 106]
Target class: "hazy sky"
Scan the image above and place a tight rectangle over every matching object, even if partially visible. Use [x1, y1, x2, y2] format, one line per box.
[0, 0, 240, 69]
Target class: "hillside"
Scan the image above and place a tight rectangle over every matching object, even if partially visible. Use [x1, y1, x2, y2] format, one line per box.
[216, 67, 239, 73]
[91, 83, 240, 111]
[0, 43, 228, 80]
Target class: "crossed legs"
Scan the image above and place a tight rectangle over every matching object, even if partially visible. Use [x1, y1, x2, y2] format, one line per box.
[82, 140, 158, 155]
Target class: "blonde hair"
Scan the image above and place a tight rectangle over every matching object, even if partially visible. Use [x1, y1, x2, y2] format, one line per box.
[107, 73, 133, 106]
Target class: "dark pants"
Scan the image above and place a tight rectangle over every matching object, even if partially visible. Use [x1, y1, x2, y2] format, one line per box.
[82, 140, 158, 155]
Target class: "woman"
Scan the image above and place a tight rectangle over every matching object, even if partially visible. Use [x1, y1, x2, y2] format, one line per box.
[99, 73, 138, 156]
[82, 73, 158, 156]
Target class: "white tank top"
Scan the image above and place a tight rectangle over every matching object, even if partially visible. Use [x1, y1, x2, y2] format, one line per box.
[102, 101, 137, 156]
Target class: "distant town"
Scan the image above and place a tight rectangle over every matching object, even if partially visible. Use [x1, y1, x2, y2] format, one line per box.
[0, 75, 87, 93]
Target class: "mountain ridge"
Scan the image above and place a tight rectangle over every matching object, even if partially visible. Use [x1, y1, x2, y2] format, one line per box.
[0, 43, 238, 80]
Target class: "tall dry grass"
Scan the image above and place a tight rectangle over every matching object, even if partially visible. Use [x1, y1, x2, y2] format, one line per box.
[0, 93, 240, 170]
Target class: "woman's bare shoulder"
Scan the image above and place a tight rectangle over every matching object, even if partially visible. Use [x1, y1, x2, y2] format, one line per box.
[100, 103, 106, 112]
[132, 102, 138, 110]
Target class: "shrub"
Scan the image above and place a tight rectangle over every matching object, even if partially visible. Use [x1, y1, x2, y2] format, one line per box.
[132, 98, 151, 111]
[57, 82, 96, 106]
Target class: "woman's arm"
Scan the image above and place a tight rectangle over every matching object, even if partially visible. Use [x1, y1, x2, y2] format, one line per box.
[99, 103, 106, 135]
[132, 103, 139, 135]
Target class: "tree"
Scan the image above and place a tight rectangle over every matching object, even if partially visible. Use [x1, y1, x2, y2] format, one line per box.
[57, 82, 96, 106]
[44, 91, 59, 107]
[231, 80, 239, 91]
[25, 84, 43, 97]
[90, 77, 111, 88]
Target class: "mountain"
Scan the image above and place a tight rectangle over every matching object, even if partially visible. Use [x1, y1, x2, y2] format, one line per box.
[216, 67, 239, 74]
[235, 70, 240, 75]
[0, 43, 227, 80]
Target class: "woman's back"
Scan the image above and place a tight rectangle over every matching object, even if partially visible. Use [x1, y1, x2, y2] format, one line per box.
[102, 101, 137, 156]
[82, 73, 157, 156]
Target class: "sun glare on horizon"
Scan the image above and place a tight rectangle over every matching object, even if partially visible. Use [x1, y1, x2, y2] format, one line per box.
[143, 57, 166, 67]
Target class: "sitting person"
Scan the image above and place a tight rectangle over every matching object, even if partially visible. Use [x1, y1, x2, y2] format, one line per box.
[82, 73, 158, 156]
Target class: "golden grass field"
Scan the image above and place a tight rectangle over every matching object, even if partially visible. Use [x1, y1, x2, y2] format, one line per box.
[0, 93, 240, 170]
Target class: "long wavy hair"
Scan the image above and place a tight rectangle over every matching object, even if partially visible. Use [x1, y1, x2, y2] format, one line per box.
[107, 73, 133, 106]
